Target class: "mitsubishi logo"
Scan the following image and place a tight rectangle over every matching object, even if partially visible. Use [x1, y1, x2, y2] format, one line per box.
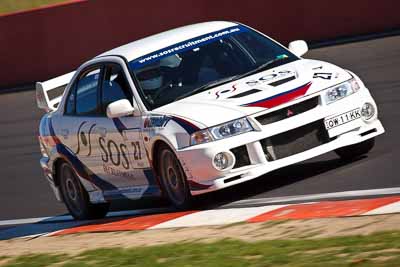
[287, 109, 294, 117]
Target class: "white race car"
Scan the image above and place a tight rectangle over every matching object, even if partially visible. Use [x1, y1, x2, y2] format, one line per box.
[37, 21, 384, 219]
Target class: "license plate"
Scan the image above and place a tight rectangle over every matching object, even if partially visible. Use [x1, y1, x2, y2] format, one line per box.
[324, 108, 361, 130]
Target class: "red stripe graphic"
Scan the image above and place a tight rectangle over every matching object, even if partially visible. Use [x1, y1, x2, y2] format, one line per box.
[247, 196, 400, 222]
[244, 82, 312, 109]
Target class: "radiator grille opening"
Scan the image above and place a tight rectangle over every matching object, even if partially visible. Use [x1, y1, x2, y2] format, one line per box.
[230, 145, 251, 168]
[260, 120, 329, 161]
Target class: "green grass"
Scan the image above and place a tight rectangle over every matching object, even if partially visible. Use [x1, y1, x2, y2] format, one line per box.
[3, 231, 400, 267]
[0, 0, 68, 15]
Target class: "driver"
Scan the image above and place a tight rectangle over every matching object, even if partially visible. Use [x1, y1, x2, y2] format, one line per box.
[136, 54, 182, 93]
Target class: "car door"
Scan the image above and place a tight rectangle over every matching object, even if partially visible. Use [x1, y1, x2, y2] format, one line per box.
[92, 63, 151, 198]
[55, 65, 108, 191]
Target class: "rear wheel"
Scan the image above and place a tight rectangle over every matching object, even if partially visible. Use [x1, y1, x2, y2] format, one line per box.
[158, 146, 192, 210]
[59, 162, 109, 220]
[335, 138, 375, 160]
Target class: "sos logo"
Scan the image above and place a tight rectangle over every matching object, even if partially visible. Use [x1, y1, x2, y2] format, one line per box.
[76, 121, 96, 157]
[99, 137, 142, 170]
[245, 70, 293, 86]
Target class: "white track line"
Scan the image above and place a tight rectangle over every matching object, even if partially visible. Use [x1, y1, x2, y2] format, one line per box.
[363, 201, 400, 216]
[150, 205, 287, 229]
[0, 217, 57, 227]
[0, 207, 170, 227]
[223, 187, 400, 207]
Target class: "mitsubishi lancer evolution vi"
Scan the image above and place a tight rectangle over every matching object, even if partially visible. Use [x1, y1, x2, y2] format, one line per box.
[36, 21, 384, 220]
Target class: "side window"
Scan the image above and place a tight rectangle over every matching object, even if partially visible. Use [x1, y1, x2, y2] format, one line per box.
[76, 68, 101, 116]
[101, 64, 132, 114]
[65, 86, 75, 115]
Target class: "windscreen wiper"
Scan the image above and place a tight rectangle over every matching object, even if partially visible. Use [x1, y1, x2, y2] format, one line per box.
[234, 55, 291, 81]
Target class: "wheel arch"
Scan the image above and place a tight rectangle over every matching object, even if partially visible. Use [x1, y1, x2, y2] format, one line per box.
[151, 139, 175, 178]
[52, 157, 66, 188]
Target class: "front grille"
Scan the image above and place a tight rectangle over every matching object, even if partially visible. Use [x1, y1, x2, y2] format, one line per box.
[256, 96, 319, 126]
[230, 145, 251, 168]
[260, 120, 329, 161]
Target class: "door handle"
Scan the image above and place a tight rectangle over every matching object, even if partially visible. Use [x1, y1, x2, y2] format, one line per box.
[96, 127, 107, 137]
[60, 129, 69, 139]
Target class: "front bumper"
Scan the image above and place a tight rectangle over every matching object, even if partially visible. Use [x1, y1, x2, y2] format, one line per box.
[177, 86, 385, 195]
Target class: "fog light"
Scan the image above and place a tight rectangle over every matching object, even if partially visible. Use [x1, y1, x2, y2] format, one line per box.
[361, 102, 375, 121]
[213, 152, 229, 170]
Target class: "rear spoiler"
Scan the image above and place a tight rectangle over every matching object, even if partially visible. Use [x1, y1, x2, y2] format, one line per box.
[36, 71, 75, 112]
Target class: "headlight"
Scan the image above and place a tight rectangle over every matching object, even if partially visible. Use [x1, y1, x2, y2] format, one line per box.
[190, 118, 253, 146]
[325, 78, 360, 104]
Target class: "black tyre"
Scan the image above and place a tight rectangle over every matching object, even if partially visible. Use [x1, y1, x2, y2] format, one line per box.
[158, 146, 192, 210]
[59, 162, 109, 220]
[335, 138, 375, 160]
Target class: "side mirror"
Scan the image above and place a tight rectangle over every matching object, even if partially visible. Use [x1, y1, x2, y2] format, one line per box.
[288, 40, 308, 57]
[106, 99, 134, 119]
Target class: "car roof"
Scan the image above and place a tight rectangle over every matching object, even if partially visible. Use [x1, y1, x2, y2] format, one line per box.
[97, 21, 238, 62]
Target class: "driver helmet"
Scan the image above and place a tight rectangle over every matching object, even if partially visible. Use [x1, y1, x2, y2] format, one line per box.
[137, 54, 182, 91]
[137, 63, 163, 91]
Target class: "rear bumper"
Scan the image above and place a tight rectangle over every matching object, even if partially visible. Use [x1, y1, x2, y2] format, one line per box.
[177, 87, 385, 195]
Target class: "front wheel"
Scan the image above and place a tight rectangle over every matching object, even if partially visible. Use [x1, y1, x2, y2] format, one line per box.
[59, 162, 109, 220]
[335, 138, 375, 160]
[158, 146, 192, 210]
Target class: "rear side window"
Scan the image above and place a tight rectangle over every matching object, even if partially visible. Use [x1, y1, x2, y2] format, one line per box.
[75, 68, 101, 116]
[101, 64, 132, 114]
[65, 87, 75, 115]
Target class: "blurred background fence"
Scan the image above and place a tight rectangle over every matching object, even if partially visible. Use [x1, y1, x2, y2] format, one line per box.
[1, 0, 399, 88]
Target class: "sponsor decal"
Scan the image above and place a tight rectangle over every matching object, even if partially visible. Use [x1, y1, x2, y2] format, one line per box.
[131, 26, 248, 69]
[76, 121, 96, 156]
[242, 82, 312, 109]
[56, 142, 119, 191]
[144, 115, 200, 135]
[313, 72, 339, 80]
[245, 70, 295, 87]
[103, 164, 136, 178]
[313, 72, 333, 80]
[144, 115, 171, 128]
[215, 84, 238, 99]
[45, 118, 160, 198]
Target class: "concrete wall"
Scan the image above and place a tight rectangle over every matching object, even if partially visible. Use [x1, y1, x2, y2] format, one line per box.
[1, 0, 399, 88]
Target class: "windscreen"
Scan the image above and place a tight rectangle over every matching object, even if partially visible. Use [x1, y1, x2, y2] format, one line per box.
[129, 25, 298, 110]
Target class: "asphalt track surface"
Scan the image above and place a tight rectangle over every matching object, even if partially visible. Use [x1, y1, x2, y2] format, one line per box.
[0, 36, 399, 221]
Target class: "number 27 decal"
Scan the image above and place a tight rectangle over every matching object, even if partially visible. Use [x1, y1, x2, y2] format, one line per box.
[131, 141, 142, 160]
